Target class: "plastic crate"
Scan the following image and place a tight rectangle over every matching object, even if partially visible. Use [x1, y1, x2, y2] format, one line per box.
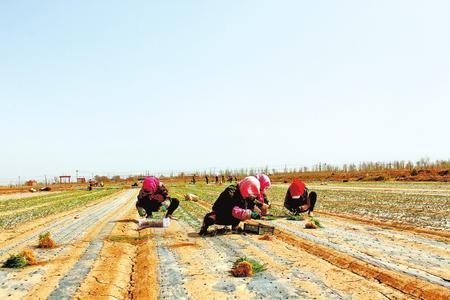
[244, 223, 275, 235]
[243, 223, 260, 234]
[258, 224, 275, 235]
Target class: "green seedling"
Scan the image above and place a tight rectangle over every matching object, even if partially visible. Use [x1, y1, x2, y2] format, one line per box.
[232, 257, 267, 276]
[3, 254, 28, 268]
[310, 217, 323, 228]
[287, 215, 305, 221]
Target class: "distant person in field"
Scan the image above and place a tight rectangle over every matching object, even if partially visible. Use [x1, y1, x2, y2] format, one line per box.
[136, 176, 179, 219]
[255, 174, 272, 216]
[205, 175, 209, 184]
[215, 175, 219, 184]
[284, 179, 317, 217]
[192, 175, 196, 185]
[221, 175, 225, 184]
[199, 176, 262, 235]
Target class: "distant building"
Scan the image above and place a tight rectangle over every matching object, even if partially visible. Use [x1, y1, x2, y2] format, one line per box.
[59, 175, 71, 184]
[77, 177, 86, 183]
[25, 180, 37, 186]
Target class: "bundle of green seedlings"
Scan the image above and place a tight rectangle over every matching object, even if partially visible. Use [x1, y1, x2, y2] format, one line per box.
[2, 249, 38, 268]
[287, 215, 305, 221]
[231, 257, 267, 277]
[38, 231, 57, 249]
[305, 217, 323, 229]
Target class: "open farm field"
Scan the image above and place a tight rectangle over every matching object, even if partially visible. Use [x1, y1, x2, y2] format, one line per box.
[0, 182, 448, 299]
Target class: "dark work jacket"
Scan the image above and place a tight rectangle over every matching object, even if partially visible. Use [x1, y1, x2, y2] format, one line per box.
[136, 185, 169, 210]
[212, 184, 257, 224]
[284, 188, 309, 211]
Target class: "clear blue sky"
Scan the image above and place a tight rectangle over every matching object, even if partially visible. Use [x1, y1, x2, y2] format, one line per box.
[1, 1, 449, 183]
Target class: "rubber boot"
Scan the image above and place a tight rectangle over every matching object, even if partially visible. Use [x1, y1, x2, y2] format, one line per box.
[199, 213, 215, 236]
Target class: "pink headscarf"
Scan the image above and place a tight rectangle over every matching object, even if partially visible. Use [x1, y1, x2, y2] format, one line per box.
[255, 174, 271, 193]
[239, 176, 261, 199]
[142, 176, 160, 193]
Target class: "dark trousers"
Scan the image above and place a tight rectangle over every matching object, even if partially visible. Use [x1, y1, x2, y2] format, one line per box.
[136, 198, 179, 217]
[285, 192, 317, 214]
[203, 211, 240, 228]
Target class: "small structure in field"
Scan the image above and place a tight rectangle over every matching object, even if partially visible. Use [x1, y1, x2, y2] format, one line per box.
[25, 180, 37, 187]
[77, 177, 86, 183]
[59, 175, 71, 184]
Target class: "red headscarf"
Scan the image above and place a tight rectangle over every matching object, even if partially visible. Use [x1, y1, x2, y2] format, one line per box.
[289, 178, 306, 198]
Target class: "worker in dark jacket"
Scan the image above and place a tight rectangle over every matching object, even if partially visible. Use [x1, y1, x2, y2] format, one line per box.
[136, 176, 179, 219]
[284, 179, 317, 217]
[199, 176, 262, 235]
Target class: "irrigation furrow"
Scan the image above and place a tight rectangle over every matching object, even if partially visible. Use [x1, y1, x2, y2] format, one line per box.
[274, 220, 450, 289]
[180, 204, 349, 299]
[0, 190, 123, 258]
[47, 197, 135, 300]
[0, 190, 136, 299]
[156, 237, 192, 299]
[177, 205, 319, 299]
[320, 215, 450, 250]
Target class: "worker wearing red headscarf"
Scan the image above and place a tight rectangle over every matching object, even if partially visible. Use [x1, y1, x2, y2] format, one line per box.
[199, 176, 262, 236]
[284, 179, 317, 217]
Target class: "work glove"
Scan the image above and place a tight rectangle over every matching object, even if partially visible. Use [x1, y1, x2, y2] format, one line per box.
[251, 211, 261, 220]
[161, 200, 170, 212]
[137, 207, 146, 217]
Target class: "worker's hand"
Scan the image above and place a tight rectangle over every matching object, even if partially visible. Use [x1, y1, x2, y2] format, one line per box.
[161, 200, 170, 212]
[253, 206, 262, 214]
[137, 207, 146, 217]
[251, 211, 261, 219]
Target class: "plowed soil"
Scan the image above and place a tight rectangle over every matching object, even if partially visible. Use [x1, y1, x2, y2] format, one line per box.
[0, 183, 448, 299]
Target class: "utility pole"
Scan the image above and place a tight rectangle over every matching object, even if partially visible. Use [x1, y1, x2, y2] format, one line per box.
[45, 175, 47, 185]
[18, 176, 21, 186]
[76, 170, 79, 182]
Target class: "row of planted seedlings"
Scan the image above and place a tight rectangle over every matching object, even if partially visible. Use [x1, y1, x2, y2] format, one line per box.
[2, 232, 57, 268]
[0, 189, 120, 228]
[0, 190, 81, 212]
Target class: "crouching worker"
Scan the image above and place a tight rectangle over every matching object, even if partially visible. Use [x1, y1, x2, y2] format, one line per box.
[199, 176, 262, 235]
[284, 179, 317, 217]
[136, 176, 179, 219]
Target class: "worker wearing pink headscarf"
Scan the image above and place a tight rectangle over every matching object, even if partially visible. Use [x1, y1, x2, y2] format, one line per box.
[136, 176, 179, 219]
[255, 174, 272, 216]
[199, 176, 262, 236]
